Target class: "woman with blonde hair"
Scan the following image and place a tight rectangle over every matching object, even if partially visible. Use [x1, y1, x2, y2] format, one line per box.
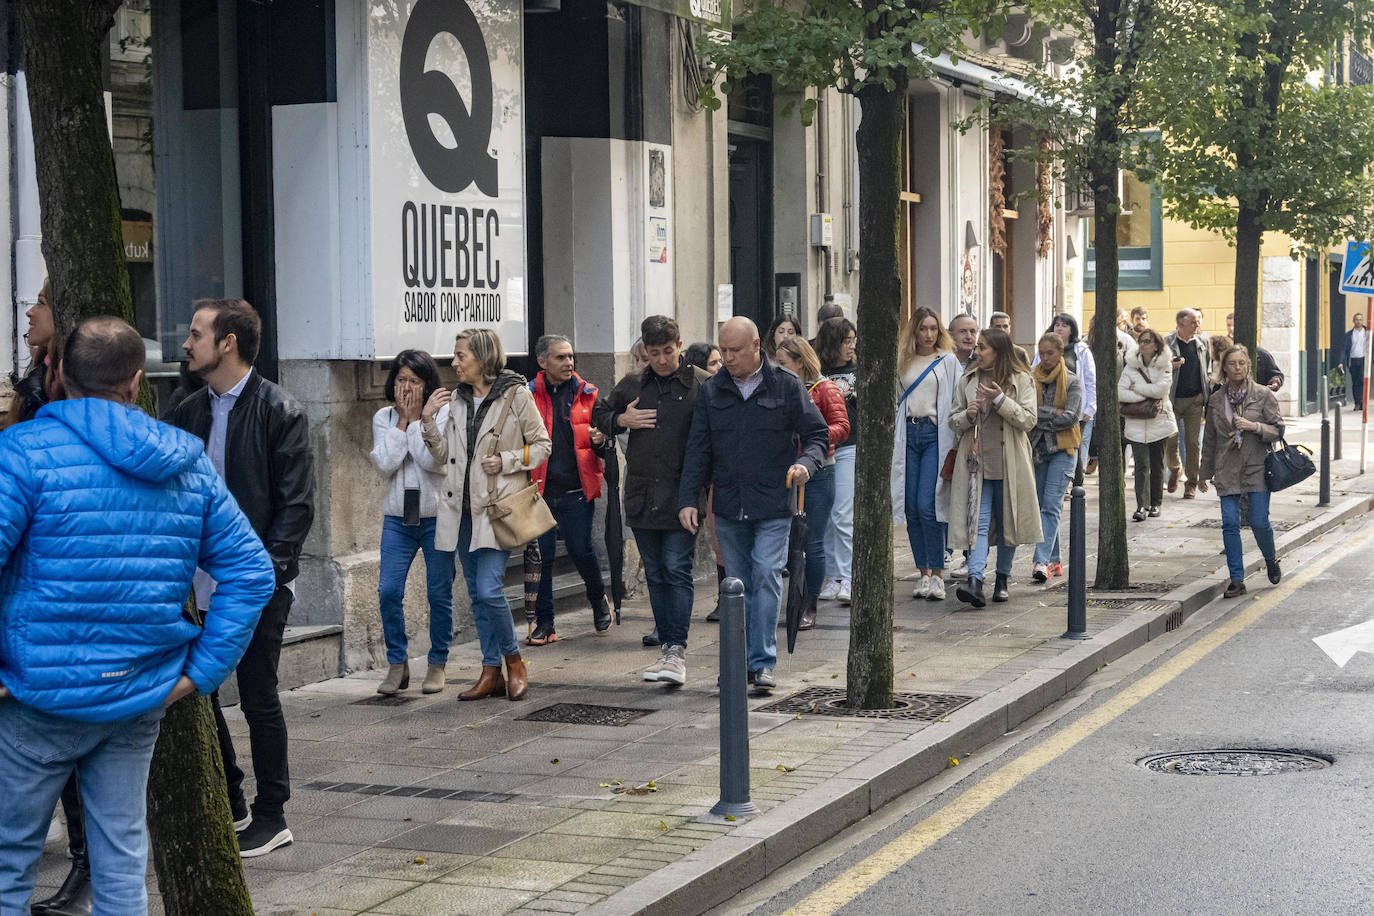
[889, 308, 962, 600]
[423, 328, 552, 701]
[1027, 332, 1082, 582]
[948, 328, 1041, 607]
[774, 335, 848, 628]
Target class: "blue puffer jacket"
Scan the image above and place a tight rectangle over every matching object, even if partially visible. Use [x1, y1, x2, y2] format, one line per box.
[0, 398, 275, 722]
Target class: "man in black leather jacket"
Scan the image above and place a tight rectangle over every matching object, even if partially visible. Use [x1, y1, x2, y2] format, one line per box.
[166, 299, 314, 859]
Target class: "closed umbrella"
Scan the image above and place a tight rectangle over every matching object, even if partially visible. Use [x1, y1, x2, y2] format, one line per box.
[602, 437, 626, 625]
[784, 485, 808, 654]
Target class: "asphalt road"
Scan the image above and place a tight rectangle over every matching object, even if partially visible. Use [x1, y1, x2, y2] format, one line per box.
[721, 512, 1374, 916]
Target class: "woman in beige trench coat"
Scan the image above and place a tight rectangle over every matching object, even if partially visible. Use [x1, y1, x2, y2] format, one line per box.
[422, 328, 552, 701]
[948, 328, 1041, 608]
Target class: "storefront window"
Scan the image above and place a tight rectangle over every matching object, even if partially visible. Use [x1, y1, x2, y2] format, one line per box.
[1084, 168, 1163, 291]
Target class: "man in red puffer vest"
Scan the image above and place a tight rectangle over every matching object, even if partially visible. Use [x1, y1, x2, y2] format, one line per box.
[527, 335, 612, 645]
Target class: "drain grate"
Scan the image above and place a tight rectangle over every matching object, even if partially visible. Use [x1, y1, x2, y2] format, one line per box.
[351, 694, 415, 707]
[1191, 518, 1297, 531]
[755, 686, 976, 721]
[1087, 598, 1136, 609]
[302, 780, 519, 802]
[1138, 749, 1331, 776]
[518, 702, 654, 727]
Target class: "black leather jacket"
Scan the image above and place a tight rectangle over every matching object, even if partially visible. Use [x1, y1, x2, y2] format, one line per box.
[166, 371, 315, 585]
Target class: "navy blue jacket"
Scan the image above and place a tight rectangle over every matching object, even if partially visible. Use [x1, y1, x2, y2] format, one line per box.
[678, 360, 829, 521]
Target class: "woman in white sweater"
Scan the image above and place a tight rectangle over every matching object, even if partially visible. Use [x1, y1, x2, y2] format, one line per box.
[1118, 329, 1178, 521]
[369, 350, 455, 695]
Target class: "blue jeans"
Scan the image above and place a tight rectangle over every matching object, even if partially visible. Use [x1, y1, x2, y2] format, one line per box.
[458, 515, 519, 666]
[803, 463, 837, 595]
[378, 516, 457, 665]
[1220, 492, 1277, 582]
[633, 527, 697, 647]
[968, 479, 1016, 582]
[825, 445, 856, 580]
[0, 699, 164, 914]
[536, 490, 607, 627]
[904, 419, 946, 571]
[1078, 417, 1095, 472]
[1033, 450, 1076, 565]
[715, 515, 792, 673]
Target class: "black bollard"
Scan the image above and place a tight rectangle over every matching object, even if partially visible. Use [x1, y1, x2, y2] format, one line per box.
[1063, 486, 1089, 639]
[1320, 417, 1331, 506]
[1335, 402, 1343, 461]
[711, 578, 758, 819]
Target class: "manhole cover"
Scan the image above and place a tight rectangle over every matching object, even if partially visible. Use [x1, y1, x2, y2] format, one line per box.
[755, 686, 976, 720]
[519, 702, 654, 727]
[1191, 518, 1297, 531]
[1138, 749, 1331, 776]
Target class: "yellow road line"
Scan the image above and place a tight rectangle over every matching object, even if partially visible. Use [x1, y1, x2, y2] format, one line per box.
[786, 531, 1369, 916]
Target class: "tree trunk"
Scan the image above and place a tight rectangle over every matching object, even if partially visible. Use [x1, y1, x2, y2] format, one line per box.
[146, 696, 255, 915]
[17, 0, 132, 342]
[1232, 203, 1264, 370]
[20, 4, 251, 909]
[846, 77, 906, 710]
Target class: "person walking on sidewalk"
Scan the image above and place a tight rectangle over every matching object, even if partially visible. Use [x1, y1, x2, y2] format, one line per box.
[1120, 329, 1177, 523]
[1200, 346, 1284, 599]
[1028, 333, 1082, 584]
[816, 316, 858, 604]
[527, 335, 612, 645]
[684, 342, 728, 624]
[775, 336, 848, 628]
[423, 329, 551, 701]
[989, 311, 1032, 367]
[596, 317, 711, 684]
[1049, 313, 1096, 477]
[764, 315, 803, 361]
[0, 317, 274, 913]
[890, 308, 961, 602]
[1339, 312, 1368, 409]
[1165, 308, 1211, 498]
[678, 317, 828, 691]
[368, 350, 456, 696]
[944, 313, 979, 579]
[948, 329, 1040, 608]
[168, 299, 315, 859]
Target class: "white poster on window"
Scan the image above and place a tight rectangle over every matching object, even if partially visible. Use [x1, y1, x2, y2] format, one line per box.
[368, 0, 526, 359]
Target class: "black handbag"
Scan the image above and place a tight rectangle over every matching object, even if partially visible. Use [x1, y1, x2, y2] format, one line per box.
[1264, 439, 1314, 492]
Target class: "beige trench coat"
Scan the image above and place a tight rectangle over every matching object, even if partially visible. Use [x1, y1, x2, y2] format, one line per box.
[1199, 379, 1283, 496]
[946, 368, 1042, 549]
[424, 380, 553, 553]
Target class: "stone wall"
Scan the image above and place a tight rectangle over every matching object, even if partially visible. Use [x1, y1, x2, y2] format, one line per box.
[1262, 256, 1301, 416]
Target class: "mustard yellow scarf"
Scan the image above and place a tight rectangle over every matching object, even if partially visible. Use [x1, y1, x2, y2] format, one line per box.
[1031, 358, 1082, 455]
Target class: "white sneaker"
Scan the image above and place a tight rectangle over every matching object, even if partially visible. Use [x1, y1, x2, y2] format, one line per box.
[927, 576, 945, 600]
[951, 556, 969, 579]
[818, 578, 840, 601]
[642, 651, 664, 682]
[913, 574, 931, 599]
[838, 579, 852, 604]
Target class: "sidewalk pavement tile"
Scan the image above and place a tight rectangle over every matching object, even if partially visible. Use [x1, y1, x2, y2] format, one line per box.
[543, 810, 688, 840]
[437, 801, 582, 832]
[323, 848, 476, 880]
[369, 882, 539, 915]
[379, 823, 526, 855]
[235, 840, 371, 873]
[256, 872, 417, 909]
[436, 857, 594, 891]
[491, 834, 638, 865]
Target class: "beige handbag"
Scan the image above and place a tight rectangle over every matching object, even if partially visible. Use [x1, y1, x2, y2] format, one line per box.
[483, 388, 556, 550]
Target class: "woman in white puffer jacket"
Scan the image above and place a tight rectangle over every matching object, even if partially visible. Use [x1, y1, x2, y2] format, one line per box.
[1118, 328, 1177, 522]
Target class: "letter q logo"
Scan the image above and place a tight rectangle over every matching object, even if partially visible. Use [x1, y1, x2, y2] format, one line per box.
[399, 0, 499, 196]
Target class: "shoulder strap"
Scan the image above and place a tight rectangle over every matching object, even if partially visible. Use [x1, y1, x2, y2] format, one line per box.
[899, 358, 941, 406]
[484, 386, 523, 459]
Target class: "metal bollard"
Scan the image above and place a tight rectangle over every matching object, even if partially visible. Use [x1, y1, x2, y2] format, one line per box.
[711, 578, 758, 819]
[1063, 486, 1089, 639]
[1320, 377, 1332, 507]
[1335, 401, 1343, 461]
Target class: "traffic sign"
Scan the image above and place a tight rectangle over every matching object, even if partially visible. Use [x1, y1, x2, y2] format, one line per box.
[1340, 241, 1374, 295]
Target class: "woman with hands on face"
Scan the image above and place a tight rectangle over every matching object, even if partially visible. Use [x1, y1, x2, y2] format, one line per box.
[369, 350, 456, 696]
[947, 329, 1042, 608]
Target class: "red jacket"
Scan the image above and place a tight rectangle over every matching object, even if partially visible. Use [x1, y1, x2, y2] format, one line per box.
[807, 378, 849, 456]
[530, 371, 604, 499]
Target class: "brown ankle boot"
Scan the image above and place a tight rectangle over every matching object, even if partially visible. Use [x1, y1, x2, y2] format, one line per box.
[798, 594, 818, 631]
[458, 665, 506, 701]
[504, 653, 529, 701]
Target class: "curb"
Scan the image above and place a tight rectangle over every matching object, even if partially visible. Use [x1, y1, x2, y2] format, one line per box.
[585, 492, 1373, 916]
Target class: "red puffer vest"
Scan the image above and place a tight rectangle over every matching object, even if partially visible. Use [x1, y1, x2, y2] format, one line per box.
[530, 371, 604, 499]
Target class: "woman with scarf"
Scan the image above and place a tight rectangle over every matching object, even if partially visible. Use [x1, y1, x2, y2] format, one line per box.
[1120, 329, 1177, 522]
[948, 329, 1041, 607]
[1200, 345, 1284, 598]
[1027, 333, 1082, 584]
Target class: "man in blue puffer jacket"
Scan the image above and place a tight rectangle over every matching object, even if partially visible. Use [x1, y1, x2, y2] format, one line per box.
[0, 317, 275, 914]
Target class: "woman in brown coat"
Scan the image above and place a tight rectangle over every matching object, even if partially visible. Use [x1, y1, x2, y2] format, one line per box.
[1200, 345, 1284, 598]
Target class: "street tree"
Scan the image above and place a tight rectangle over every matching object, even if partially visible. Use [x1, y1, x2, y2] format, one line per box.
[17, 1, 254, 911]
[1143, 0, 1374, 363]
[701, 0, 983, 708]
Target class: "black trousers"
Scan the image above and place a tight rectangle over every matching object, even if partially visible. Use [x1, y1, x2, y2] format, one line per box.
[1352, 358, 1366, 409]
[1130, 439, 1166, 509]
[212, 585, 292, 820]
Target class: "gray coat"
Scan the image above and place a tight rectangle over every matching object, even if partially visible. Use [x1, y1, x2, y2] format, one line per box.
[1199, 379, 1283, 496]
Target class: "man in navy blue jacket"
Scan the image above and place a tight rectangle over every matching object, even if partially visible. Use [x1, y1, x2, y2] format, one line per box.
[678, 317, 828, 691]
[0, 317, 274, 914]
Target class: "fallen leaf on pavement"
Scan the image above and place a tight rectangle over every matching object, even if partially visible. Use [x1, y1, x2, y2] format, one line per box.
[948, 757, 959, 766]
[413, 856, 426, 865]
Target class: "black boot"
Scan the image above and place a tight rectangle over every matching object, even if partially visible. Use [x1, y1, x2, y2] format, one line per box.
[992, 573, 1010, 603]
[706, 565, 725, 622]
[955, 578, 986, 609]
[31, 866, 91, 916]
[642, 627, 661, 647]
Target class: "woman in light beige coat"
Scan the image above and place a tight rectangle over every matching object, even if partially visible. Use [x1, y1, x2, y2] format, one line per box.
[948, 328, 1041, 608]
[422, 328, 552, 701]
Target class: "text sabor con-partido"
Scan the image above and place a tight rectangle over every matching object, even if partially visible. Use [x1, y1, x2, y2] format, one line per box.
[400, 202, 502, 324]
